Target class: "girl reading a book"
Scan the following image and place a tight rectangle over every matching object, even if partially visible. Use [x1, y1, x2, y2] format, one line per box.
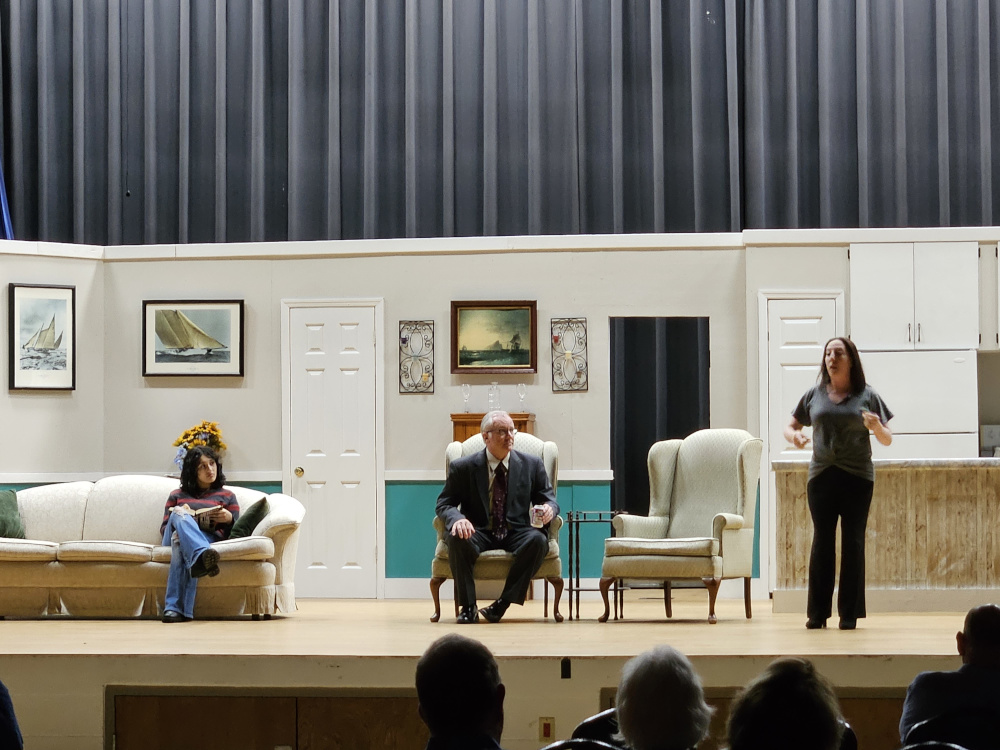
[159, 446, 240, 623]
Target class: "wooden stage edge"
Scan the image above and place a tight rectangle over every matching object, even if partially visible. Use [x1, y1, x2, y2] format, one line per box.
[0, 591, 979, 750]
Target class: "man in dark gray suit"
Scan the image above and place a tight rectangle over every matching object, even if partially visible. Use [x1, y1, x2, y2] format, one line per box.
[436, 410, 558, 624]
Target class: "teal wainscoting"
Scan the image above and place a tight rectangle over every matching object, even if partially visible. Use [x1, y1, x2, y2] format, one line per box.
[385, 481, 614, 580]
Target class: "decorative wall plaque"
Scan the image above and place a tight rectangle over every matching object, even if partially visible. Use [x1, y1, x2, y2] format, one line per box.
[399, 320, 434, 393]
[551, 317, 588, 392]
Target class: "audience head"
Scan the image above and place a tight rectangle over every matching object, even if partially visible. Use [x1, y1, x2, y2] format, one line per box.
[957, 603, 1000, 667]
[615, 645, 713, 750]
[179, 445, 225, 496]
[416, 634, 505, 741]
[727, 657, 843, 750]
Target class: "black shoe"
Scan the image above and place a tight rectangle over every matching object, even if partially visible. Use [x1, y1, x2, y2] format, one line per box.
[161, 610, 191, 623]
[839, 618, 857, 630]
[806, 618, 827, 629]
[191, 548, 220, 578]
[479, 599, 510, 624]
[456, 605, 479, 624]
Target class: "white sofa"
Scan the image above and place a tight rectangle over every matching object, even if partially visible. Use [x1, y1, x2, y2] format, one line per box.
[0, 475, 305, 618]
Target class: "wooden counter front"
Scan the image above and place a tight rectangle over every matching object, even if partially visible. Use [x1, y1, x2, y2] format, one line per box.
[450, 413, 535, 443]
[772, 459, 1000, 612]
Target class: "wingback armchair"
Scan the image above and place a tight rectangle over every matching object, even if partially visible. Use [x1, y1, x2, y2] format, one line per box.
[430, 431, 564, 622]
[599, 428, 763, 624]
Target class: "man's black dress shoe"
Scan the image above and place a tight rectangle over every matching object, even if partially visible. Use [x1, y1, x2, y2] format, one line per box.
[805, 618, 827, 629]
[479, 599, 510, 624]
[456, 605, 479, 624]
[191, 548, 220, 578]
[161, 610, 191, 623]
[839, 618, 857, 630]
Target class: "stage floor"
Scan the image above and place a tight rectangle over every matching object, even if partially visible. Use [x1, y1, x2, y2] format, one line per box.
[0, 591, 971, 750]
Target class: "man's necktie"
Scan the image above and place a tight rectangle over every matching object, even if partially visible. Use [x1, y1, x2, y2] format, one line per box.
[492, 463, 508, 540]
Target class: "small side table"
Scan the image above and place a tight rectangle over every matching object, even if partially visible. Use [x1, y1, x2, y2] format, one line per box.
[565, 510, 622, 621]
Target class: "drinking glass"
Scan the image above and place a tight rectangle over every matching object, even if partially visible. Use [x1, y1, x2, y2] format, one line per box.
[516, 383, 526, 409]
[461, 383, 471, 412]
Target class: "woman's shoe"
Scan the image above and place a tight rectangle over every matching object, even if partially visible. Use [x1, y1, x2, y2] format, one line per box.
[805, 617, 827, 629]
[839, 618, 857, 630]
[161, 610, 191, 623]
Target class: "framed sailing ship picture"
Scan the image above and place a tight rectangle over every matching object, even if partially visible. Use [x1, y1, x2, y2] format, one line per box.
[8, 284, 76, 390]
[450, 300, 537, 374]
[142, 300, 244, 376]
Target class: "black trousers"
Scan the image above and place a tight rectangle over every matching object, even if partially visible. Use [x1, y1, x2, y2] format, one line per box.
[806, 465, 874, 621]
[446, 526, 549, 607]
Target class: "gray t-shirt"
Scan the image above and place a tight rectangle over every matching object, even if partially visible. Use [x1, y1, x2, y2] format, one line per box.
[792, 383, 893, 482]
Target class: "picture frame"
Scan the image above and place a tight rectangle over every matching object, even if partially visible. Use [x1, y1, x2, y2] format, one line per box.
[450, 300, 537, 374]
[8, 283, 76, 390]
[142, 300, 244, 377]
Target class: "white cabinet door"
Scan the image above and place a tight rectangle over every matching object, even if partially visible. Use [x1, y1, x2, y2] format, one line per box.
[849, 243, 914, 350]
[861, 350, 978, 434]
[913, 242, 979, 349]
[850, 241, 979, 350]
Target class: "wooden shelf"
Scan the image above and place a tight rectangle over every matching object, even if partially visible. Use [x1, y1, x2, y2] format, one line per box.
[450, 413, 536, 442]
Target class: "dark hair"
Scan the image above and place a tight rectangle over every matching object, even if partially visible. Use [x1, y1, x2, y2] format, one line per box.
[819, 337, 866, 395]
[179, 445, 226, 496]
[416, 634, 502, 738]
[964, 603, 1000, 663]
[727, 657, 843, 750]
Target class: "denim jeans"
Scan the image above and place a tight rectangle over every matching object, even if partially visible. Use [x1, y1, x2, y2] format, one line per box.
[162, 512, 215, 618]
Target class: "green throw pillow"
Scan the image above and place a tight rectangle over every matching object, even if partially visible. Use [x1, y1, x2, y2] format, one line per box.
[229, 498, 269, 538]
[0, 489, 26, 539]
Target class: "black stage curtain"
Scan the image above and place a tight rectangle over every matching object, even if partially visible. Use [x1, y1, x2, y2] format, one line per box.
[610, 317, 710, 516]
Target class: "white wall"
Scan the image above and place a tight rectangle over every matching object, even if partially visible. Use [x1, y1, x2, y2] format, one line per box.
[0, 244, 105, 476]
[100, 242, 748, 475]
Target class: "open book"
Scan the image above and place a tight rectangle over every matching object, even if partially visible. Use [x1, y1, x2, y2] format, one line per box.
[191, 506, 219, 531]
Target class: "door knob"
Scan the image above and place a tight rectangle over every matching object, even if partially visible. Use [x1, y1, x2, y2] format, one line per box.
[294, 467, 304, 477]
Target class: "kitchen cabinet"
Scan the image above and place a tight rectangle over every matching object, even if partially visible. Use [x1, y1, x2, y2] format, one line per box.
[849, 241, 978, 350]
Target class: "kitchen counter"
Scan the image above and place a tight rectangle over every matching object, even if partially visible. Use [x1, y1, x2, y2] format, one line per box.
[772, 458, 1000, 612]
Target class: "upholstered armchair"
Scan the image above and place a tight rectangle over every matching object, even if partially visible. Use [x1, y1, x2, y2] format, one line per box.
[599, 428, 763, 624]
[430, 431, 564, 622]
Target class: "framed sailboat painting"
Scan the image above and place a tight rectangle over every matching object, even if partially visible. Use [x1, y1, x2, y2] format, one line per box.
[8, 284, 76, 390]
[142, 300, 244, 377]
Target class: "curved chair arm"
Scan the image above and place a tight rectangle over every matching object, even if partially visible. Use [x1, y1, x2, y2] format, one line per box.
[712, 511, 745, 540]
[647, 439, 682, 517]
[611, 514, 670, 538]
[737, 437, 764, 518]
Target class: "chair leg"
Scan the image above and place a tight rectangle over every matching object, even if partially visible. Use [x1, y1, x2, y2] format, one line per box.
[543, 578, 549, 618]
[663, 580, 672, 618]
[744, 577, 752, 619]
[598, 576, 615, 622]
[546, 576, 564, 622]
[429, 577, 446, 623]
[703, 576, 721, 624]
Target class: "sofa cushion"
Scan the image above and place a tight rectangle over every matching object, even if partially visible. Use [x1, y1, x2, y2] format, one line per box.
[230, 498, 269, 538]
[603, 536, 719, 557]
[0, 538, 59, 561]
[0, 489, 26, 538]
[16, 481, 92, 542]
[83, 475, 178, 545]
[57, 540, 154, 563]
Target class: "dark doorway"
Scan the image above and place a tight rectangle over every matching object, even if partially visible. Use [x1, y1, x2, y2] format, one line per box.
[610, 317, 710, 515]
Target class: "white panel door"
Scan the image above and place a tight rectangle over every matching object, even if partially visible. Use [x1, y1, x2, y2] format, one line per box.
[289, 306, 377, 598]
[767, 298, 838, 463]
[913, 241, 979, 349]
[849, 243, 914, 350]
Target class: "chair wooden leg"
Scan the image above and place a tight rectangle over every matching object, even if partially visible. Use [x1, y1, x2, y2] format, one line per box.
[744, 577, 752, 619]
[429, 577, 446, 623]
[546, 576, 564, 622]
[703, 576, 721, 624]
[663, 580, 672, 618]
[543, 578, 549, 618]
[598, 576, 615, 622]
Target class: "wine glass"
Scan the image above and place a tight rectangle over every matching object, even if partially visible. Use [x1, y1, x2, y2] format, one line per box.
[461, 383, 471, 412]
[516, 383, 526, 409]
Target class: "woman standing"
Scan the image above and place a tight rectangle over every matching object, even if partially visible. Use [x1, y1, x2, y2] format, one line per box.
[785, 337, 893, 631]
[159, 445, 240, 623]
